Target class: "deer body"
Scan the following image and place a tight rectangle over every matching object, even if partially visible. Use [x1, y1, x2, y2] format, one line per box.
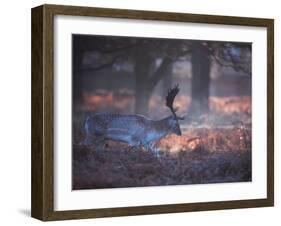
[83, 113, 178, 146]
[82, 85, 184, 157]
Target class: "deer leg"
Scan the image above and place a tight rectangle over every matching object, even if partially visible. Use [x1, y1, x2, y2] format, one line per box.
[79, 135, 106, 152]
[82, 136, 105, 150]
[127, 140, 142, 152]
[154, 147, 160, 159]
[142, 144, 149, 152]
[127, 145, 135, 152]
[79, 135, 94, 146]
[148, 142, 160, 159]
[93, 137, 107, 151]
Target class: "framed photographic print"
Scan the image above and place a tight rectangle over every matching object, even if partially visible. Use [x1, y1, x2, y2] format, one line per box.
[31, 4, 274, 221]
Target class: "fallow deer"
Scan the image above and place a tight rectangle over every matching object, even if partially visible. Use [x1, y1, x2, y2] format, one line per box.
[81, 85, 184, 157]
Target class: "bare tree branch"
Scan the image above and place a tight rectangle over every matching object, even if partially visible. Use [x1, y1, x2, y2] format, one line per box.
[150, 57, 173, 88]
[209, 47, 235, 68]
[224, 47, 250, 74]
[175, 49, 191, 59]
[209, 45, 251, 75]
[82, 53, 127, 71]
[94, 43, 139, 54]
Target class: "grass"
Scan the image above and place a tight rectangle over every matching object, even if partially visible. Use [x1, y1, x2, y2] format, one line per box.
[72, 128, 251, 189]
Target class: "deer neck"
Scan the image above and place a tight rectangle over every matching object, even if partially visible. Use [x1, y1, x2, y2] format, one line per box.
[153, 116, 173, 136]
[140, 116, 173, 144]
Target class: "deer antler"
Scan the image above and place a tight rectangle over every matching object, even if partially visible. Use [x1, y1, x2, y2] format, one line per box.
[166, 84, 180, 117]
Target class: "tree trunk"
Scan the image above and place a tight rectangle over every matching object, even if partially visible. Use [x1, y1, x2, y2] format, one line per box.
[162, 67, 173, 97]
[189, 42, 211, 116]
[135, 88, 152, 115]
[72, 37, 84, 110]
[134, 50, 173, 116]
[134, 48, 154, 115]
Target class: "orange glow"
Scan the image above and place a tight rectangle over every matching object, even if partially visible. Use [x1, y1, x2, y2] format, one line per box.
[156, 125, 251, 154]
[81, 92, 251, 154]
[83, 93, 251, 116]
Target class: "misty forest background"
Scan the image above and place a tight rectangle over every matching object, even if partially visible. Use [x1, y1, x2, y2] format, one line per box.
[72, 35, 252, 190]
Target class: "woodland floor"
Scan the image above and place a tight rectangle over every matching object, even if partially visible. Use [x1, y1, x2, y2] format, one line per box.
[72, 126, 252, 189]
[72, 96, 252, 189]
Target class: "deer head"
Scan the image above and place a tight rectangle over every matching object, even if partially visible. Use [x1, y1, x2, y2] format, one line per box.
[166, 84, 185, 136]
